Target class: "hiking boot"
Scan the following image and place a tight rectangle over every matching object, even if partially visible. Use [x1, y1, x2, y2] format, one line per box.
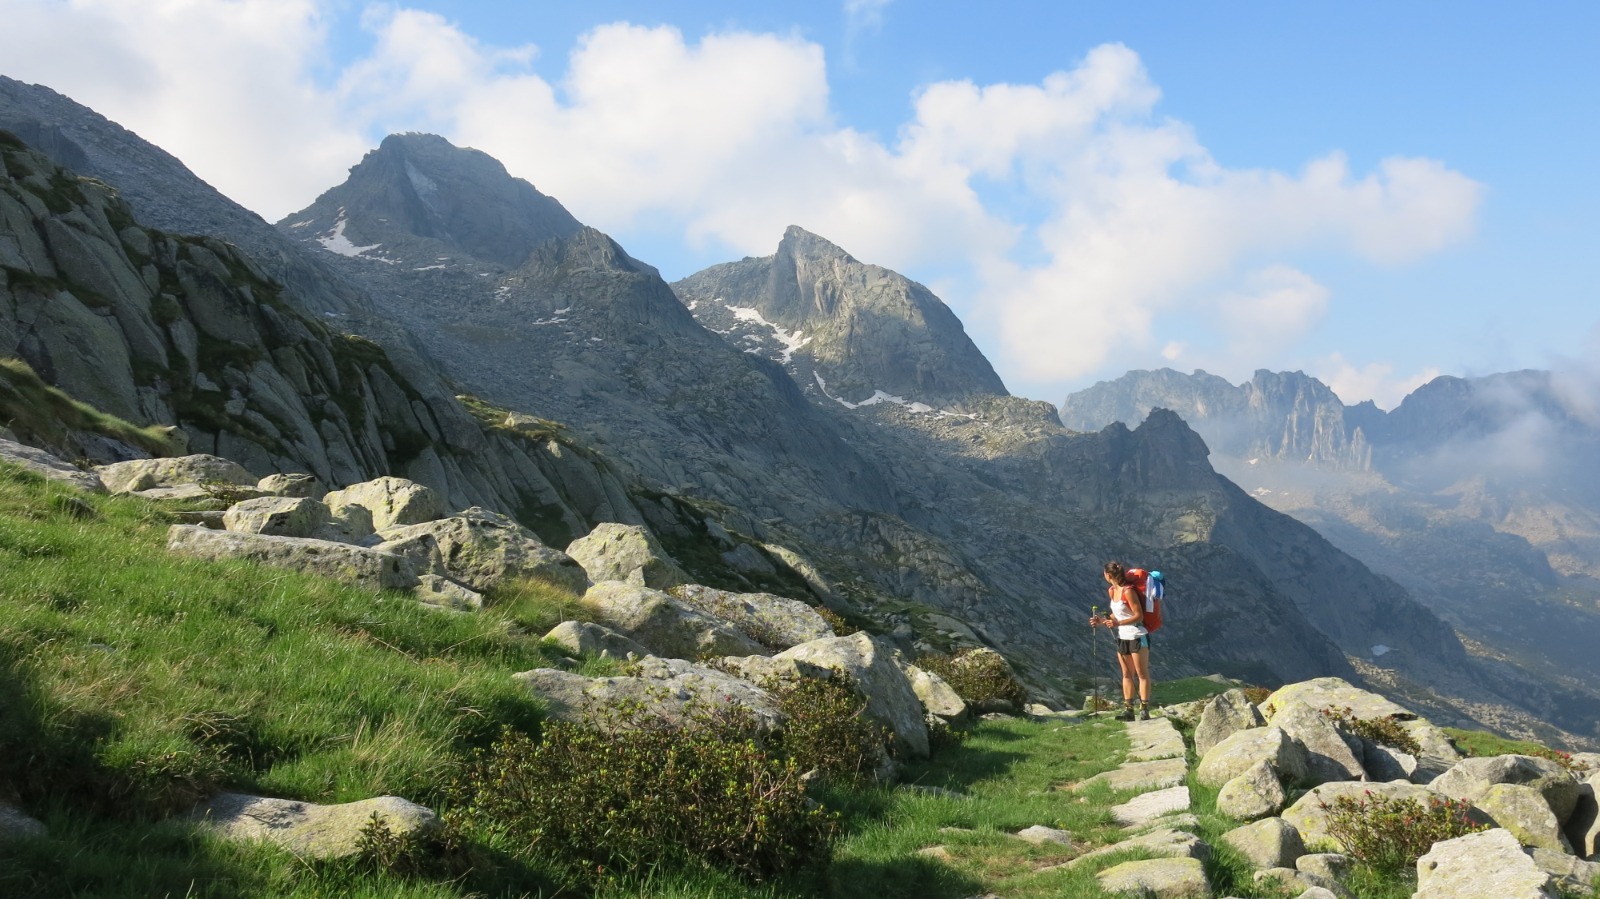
[1138, 705, 1151, 721]
[1116, 704, 1136, 721]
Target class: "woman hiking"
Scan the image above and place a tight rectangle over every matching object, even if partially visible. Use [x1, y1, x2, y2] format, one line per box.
[1091, 561, 1154, 720]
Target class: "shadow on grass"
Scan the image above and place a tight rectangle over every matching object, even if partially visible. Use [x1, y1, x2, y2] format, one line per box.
[897, 742, 1030, 794]
[814, 853, 986, 899]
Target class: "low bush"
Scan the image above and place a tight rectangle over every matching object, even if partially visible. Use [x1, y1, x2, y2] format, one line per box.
[767, 674, 889, 782]
[915, 648, 1026, 710]
[1319, 706, 1422, 755]
[1320, 790, 1486, 873]
[449, 701, 838, 888]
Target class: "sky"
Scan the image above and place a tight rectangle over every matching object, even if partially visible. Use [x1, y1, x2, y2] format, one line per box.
[3, 1, 1598, 409]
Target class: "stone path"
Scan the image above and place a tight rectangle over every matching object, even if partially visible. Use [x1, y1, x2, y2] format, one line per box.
[1055, 714, 1221, 898]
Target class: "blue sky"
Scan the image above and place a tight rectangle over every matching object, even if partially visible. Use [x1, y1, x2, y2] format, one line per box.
[5, 1, 1598, 409]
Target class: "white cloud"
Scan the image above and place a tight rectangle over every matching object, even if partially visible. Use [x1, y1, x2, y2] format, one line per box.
[1314, 353, 1440, 410]
[0, 4, 1483, 403]
[2, 0, 371, 219]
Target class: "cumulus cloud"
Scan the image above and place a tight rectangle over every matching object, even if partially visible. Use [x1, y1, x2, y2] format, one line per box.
[1315, 353, 1441, 411]
[2, 0, 371, 218]
[0, 3, 1484, 404]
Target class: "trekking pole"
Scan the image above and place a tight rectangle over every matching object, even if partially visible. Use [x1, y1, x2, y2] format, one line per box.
[1089, 603, 1101, 717]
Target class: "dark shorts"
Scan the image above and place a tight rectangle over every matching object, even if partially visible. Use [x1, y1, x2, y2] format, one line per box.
[1116, 635, 1151, 656]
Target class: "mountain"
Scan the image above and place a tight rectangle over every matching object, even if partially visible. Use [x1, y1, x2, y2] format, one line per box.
[2, 79, 1583, 744]
[1062, 368, 1600, 743]
[672, 225, 1008, 409]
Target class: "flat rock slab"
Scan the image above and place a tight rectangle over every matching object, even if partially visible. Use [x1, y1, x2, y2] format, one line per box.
[1113, 785, 1192, 828]
[1124, 716, 1187, 761]
[1416, 828, 1558, 899]
[1062, 827, 1210, 870]
[1080, 756, 1189, 792]
[192, 793, 438, 859]
[0, 438, 104, 492]
[1096, 856, 1213, 898]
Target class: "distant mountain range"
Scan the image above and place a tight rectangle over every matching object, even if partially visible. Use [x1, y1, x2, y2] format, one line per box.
[1063, 367, 1600, 743]
[3, 73, 1595, 746]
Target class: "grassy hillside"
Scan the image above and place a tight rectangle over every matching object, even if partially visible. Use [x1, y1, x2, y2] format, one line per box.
[1, 462, 1589, 898]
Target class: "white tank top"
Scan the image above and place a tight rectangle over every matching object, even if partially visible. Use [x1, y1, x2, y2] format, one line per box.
[1110, 589, 1147, 640]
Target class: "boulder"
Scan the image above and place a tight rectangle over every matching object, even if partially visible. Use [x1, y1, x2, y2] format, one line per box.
[1529, 846, 1600, 895]
[542, 620, 650, 660]
[256, 473, 326, 498]
[0, 437, 104, 492]
[375, 507, 588, 594]
[1096, 857, 1212, 898]
[565, 523, 688, 589]
[413, 574, 483, 611]
[1281, 781, 1467, 853]
[1197, 727, 1309, 788]
[1262, 677, 1461, 780]
[1360, 740, 1419, 783]
[192, 793, 438, 859]
[1220, 816, 1304, 870]
[1475, 783, 1571, 852]
[1194, 689, 1265, 757]
[0, 802, 46, 841]
[580, 581, 767, 660]
[1565, 776, 1600, 858]
[1268, 701, 1366, 786]
[1430, 755, 1582, 825]
[1415, 828, 1558, 899]
[97, 454, 254, 494]
[670, 584, 834, 649]
[513, 657, 783, 734]
[1295, 853, 1352, 886]
[322, 477, 444, 536]
[222, 496, 330, 538]
[166, 525, 416, 592]
[775, 632, 930, 758]
[714, 654, 837, 686]
[903, 663, 967, 721]
[1217, 758, 1288, 821]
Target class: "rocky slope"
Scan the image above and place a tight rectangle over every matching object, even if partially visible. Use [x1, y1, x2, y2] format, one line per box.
[0, 80, 1577, 743]
[672, 225, 1007, 409]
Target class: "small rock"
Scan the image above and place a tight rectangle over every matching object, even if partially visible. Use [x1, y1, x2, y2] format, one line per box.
[1096, 856, 1213, 898]
[1221, 816, 1303, 870]
[1012, 825, 1075, 846]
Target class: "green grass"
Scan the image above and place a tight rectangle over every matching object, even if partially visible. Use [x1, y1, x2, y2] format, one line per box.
[0, 357, 178, 458]
[1151, 675, 1237, 706]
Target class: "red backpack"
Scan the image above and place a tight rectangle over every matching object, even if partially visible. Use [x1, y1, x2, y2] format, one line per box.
[1114, 568, 1165, 633]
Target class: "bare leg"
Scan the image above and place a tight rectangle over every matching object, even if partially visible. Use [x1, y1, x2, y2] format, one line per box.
[1133, 648, 1153, 701]
[1116, 651, 1136, 702]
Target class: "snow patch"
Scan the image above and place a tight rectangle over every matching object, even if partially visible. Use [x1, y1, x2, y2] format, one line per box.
[725, 305, 811, 363]
[813, 373, 939, 415]
[317, 210, 383, 258]
[414, 264, 446, 271]
[287, 219, 314, 229]
[1371, 644, 1392, 657]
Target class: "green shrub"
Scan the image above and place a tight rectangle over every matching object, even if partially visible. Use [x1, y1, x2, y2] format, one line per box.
[449, 703, 837, 887]
[768, 675, 889, 782]
[1320, 790, 1486, 873]
[1241, 685, 1273, 706]
[915, 648, 1026, 710]
[1319, 706, 1422, 755]
[815, 606, 858, 637]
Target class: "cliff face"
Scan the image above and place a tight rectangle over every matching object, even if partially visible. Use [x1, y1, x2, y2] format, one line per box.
[0, 131, 646, 546]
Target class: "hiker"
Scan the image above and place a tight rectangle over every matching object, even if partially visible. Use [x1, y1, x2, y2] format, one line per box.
[1091, 561, 1154, 720]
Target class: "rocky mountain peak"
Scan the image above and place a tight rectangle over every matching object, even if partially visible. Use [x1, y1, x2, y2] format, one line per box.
[281, 132, 582, 269]
[674, 227, 1007, 409]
